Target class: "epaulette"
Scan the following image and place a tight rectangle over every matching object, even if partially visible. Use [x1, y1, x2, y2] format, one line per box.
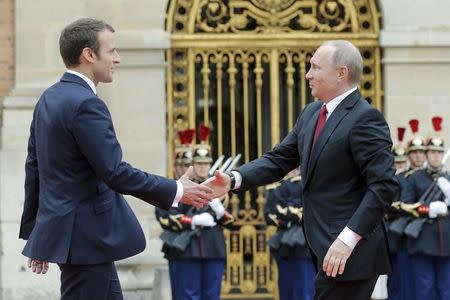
[265, 182, 281, 190]
[404, 168, 420, 178]
[289, 175, 301, 182]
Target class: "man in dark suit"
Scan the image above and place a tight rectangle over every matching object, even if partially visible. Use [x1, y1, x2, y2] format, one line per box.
[204, 40, 399, 300]
[18, 18, 213, 300]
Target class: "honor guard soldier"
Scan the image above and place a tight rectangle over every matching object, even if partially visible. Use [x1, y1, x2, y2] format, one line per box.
[265, 168, 315, 300]
[156, 125, 234, 300]
[406, 119, 427, 173]
[385, 127, 414, 300]
[172, 129, 195, 179]
[402, 116, 450, 300]
[179, 129, 195, 174]
[155, 128, 195, 298]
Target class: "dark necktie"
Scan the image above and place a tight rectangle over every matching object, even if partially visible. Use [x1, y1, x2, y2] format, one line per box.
[313, 105, 328, 145]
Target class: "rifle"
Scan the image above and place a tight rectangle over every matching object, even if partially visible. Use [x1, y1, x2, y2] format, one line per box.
[208, 155, 225, 177]
[218, 157, 233, 173]
[404, 179, 443, 238]
[225, 153, 241, 172]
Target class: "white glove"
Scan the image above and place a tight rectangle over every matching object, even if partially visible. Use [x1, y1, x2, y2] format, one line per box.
[437, 177, 450, 199]
[428, 201, 449, 218]
[191, 212, 216, 229]
[209, 198, 225, 219]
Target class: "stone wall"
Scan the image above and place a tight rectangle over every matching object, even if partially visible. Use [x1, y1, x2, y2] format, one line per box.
[0, 0, 14, 138]
[380, 0, 450, 169]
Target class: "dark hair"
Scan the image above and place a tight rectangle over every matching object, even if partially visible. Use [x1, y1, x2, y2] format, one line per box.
[59, 18, 115, 67]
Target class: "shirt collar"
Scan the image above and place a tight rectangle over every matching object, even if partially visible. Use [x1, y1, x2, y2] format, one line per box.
[66, 70, 97, 95]
[323, 86, 357, 119]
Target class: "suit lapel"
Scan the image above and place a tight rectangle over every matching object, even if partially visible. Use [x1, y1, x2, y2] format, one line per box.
[303, 90, 361, 188]
[302, 106, 320, 181]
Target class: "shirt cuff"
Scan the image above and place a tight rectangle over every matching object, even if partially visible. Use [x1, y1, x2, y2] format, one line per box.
[231, 171, 242, 190]
[172, 180, 183, 208]
[337, 226, 362, 250]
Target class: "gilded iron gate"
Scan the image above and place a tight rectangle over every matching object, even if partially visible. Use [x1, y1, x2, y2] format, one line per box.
[165, 1, 382, 298]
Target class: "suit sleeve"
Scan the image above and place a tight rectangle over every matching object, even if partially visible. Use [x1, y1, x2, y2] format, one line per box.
[237, 117, 302, 191]
[19, 112, 39, 239]
[347, 108, 399, 238]
[72, 98, 177, 210]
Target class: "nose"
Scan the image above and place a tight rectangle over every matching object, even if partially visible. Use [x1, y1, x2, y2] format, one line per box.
[305, 68, 311, 80]
[114, 51, 121, 64]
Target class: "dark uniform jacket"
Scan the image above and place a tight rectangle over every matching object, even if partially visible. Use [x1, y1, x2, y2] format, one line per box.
[386, 170, 417, 253]
[265, 177, 311, 259]
[404, 169, 450, 256]
[156, 201, 233, 260]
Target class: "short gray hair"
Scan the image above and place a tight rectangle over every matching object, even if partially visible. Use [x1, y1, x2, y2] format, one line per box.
[322, 40, 363, 85]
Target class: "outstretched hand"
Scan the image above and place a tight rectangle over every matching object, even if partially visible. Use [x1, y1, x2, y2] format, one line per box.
[178, 166, 213, 208]
[201, 171, 231, 199]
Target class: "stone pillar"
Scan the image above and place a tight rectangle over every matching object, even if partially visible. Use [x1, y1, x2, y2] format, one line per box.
[0, 0, 14, 136]
[380, 0, 450, 171]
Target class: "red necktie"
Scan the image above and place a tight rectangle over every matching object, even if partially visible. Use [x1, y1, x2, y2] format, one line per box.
[313, 105, 328, 145]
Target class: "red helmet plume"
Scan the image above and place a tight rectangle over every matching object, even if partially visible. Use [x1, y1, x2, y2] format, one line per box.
[432, 116, 443, 132]
[199, 124, 211, 142]
[409, 119, 419, 134]
[397, 127, 406, 142]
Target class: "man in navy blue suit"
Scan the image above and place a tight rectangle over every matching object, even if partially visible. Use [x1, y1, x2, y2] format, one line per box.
[18, 18, 213, 300]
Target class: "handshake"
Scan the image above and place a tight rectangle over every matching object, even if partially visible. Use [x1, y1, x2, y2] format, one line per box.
[177, 167, 233, 208]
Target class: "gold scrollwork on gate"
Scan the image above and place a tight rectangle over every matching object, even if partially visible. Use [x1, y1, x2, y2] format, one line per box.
[166, 1, 382, 299]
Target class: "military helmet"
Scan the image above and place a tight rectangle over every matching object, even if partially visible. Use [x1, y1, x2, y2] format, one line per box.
[177, 129, 195, 164]
[426, 116, 444, 152]
[393, 127, 407, 162]
[407, 119, 426, 153]
[193, 124, 213, 163]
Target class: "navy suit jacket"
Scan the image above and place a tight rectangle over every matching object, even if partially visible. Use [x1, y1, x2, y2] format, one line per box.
[19, 72, 177, 264]
[238, 90, 399, 280]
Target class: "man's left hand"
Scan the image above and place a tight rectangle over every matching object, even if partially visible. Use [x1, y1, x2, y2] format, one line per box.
[322, 238, 352, 277]
[28, 258, 49, 274]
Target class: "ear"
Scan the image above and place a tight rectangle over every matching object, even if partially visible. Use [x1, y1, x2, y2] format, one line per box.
[80, 47, 96, 64]
[336, 65, 349, 82]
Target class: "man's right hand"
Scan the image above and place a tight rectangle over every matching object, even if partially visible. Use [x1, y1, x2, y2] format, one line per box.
[178, 166, 213, 208]
[201, 171, 231, 199]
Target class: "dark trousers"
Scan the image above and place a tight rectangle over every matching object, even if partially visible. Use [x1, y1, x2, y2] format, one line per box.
[275, 254, 315, 300]
[409, 254, 450, 300]
[171, 258, 225, 300]
[387, 250, 414, 300]
[58, 262, 123, 300]
[168, 260, 179, 300]
[314, 270, 378, 300]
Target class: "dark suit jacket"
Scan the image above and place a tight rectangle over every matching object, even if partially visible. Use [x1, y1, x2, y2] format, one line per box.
[238, 90, 399, 280]
[19, 72, 177, 264]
